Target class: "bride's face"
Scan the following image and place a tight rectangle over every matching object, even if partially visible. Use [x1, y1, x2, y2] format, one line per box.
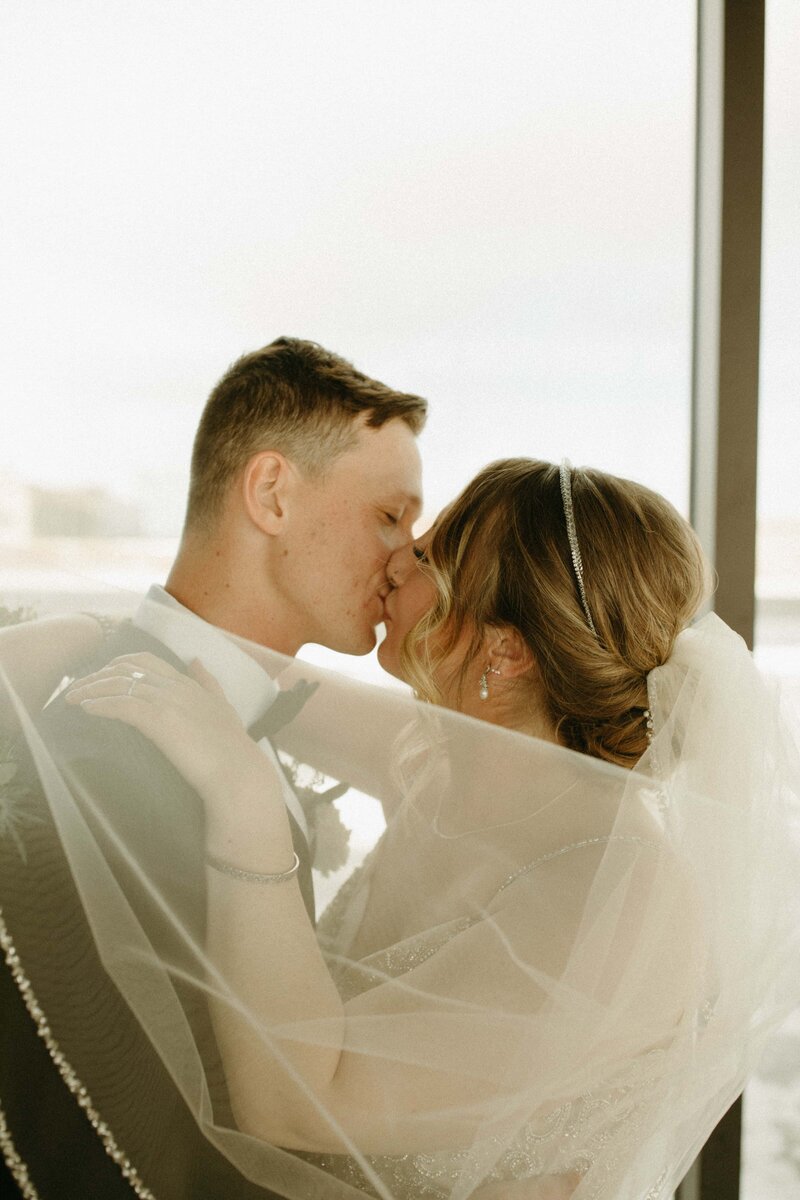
[377, 529, 438, 681]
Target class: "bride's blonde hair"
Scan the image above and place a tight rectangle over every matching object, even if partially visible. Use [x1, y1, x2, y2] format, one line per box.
[401, 458, 713, 767]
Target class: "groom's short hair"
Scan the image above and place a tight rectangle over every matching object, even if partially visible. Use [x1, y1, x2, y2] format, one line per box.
[185, 337, 427, 530]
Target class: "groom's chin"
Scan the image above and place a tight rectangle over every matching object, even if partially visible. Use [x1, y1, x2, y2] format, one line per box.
[350, 624, 379, 657]
[326, 623, 379, 658]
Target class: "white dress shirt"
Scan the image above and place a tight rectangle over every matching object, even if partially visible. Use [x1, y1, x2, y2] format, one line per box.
[133, 585, 308, 841]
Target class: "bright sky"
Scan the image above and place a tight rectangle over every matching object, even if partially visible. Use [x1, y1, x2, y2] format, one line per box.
[0, 0, 796, 526]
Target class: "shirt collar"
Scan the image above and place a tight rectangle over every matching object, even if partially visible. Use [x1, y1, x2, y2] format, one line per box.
[133, 585, 278, 729]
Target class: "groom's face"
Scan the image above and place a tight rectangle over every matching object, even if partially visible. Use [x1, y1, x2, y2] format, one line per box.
[280, 418, 423, 654]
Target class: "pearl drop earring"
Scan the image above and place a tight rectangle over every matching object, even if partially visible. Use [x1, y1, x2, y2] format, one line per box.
[479, 665, 501, 701]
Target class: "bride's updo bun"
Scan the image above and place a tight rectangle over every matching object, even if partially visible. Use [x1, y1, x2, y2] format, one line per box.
[402, 459, 712, 767]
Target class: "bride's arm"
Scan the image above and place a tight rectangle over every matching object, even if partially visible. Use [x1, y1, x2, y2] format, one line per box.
[0, 614, 103, 726]
[272, 678, 407, 816]
[262, 655, 425, 817]
[64, 651, 351, 1140]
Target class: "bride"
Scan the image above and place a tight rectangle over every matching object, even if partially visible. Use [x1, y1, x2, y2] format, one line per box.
[1, 458, 798, 1199]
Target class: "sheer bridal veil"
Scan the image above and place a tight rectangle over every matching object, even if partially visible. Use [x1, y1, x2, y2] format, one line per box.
[1, 600, 798, 1200]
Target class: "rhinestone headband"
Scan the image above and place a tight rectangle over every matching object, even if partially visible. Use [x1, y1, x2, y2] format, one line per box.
[559, 459, 599, 638]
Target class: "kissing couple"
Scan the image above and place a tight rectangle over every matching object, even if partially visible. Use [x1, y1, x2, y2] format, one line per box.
[0, 338, 797, 1200]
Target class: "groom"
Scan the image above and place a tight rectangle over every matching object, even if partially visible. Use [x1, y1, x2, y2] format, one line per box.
[0, 337, 425, 1199]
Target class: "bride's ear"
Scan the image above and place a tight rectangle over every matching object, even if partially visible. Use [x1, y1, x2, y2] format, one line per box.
[241, 451, 294, 535]
[483, 626, 536, 681]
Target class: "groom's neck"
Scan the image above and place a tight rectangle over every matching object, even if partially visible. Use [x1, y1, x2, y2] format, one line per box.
[165, 540, 304, 657]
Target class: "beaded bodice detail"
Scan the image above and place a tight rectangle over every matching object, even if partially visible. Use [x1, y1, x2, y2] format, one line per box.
[315, 848, 478, 1003]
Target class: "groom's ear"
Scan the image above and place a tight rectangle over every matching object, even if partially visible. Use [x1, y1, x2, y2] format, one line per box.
[241, 451, 294, 535]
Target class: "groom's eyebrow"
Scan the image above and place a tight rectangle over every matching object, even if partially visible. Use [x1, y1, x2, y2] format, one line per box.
[382, 486, 422, 511]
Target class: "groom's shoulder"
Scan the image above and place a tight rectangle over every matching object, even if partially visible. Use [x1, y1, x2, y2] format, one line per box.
[98, 620, 187, 672]
[36, 621, 187, 763]
[29, 622, 203, 882]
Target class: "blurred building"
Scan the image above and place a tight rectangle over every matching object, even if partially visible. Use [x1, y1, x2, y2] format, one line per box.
[30, 486, 141, 537]
[0, 472, 34, 539]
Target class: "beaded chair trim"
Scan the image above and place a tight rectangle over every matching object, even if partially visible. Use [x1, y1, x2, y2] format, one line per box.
[0, 905, 157, 1199]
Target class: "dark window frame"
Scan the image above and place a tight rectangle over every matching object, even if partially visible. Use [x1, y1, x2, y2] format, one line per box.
[678, 2, 765, 1198]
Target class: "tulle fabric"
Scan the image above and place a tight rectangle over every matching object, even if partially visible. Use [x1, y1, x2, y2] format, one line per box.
[1, 605, 798, 1199]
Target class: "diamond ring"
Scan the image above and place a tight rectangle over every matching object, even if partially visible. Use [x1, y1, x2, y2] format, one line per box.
[127, 670, 146, 697]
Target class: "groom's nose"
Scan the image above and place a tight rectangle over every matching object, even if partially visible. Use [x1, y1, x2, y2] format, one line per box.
[383, 546, 407, 591]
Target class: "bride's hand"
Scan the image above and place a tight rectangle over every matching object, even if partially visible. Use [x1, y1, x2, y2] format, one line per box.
[64, 652, 270, 805]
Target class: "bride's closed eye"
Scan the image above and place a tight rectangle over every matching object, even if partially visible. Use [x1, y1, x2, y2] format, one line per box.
[412, 545, 428, 563]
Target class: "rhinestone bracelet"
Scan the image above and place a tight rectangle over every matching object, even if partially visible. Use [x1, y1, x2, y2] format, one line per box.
[205, 851, 300, 884]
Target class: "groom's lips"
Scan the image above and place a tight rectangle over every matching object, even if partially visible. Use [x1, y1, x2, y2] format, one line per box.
[368, 592, 387, 624]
